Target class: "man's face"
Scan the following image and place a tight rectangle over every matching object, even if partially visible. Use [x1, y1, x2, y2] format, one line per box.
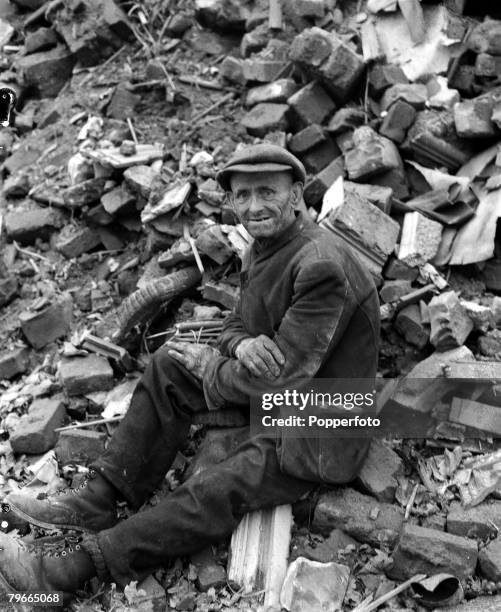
[228, 170, 302, 239]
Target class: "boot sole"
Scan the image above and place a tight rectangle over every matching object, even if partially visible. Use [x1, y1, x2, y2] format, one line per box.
[0, 568, 69, 612]
[6, 501, 101, 533]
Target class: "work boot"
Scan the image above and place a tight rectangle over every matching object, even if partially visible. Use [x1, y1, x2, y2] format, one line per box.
[0, 532, 98, 606]
[5, 469, 118, 532]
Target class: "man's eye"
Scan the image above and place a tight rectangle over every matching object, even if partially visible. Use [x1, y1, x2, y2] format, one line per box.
[261, 189, 274, 198]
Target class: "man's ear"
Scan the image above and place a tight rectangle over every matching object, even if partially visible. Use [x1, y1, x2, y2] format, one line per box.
[290, 181, 304, 207]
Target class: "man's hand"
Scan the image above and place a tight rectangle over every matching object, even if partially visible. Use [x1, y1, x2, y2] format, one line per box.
[235, 335, 285, 379]
[166, 341, 221, 380]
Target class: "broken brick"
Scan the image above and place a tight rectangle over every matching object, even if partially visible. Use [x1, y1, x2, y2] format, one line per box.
[5, 206, 66, 246]
[300, 138, 340, 174]
[478, 330, 501, 358]
[479, 540, 501, 582]
[291, 529, 358, 564]
[291, 0, 326, 18]
[303, 156, 344, 206]
[344, 181, 393, 214]
[428, 291, 474, 350]
[467, 18, 501, 55]
[62, 178, 107, 209]
[240, 24, 269, 57]
[219, 56, 246, 85]
[345, 127, 402, 181]
[59, 355, 114, 396]
[289, 124, 326, 154]
[195, 225, 234, 265]
[14, 45, 75, 97]
[312, 487, 404, 547]
[242, 59, 286, 83]
[397, 211, 443, 267]
[287, 81, 336, 128]
[190, 547, 227, 591]
[395, 304, 430, 349]
[241, 103, 290, 137]
[123, 165, 158, 199]
[368, 64, 409, 98]
[101, 183, 136, 216]
[357, 439, 404, 503]
[10, 396, 66, 455]
[245, 79, 298, 107]
[447, 500, 501, 540]
[0, 276, 17, 307]
[54, 224, 102, 259]
[0, 347, 30, 381]
[388, 524, 478, 580]
[383, 257, 419, 281]
[106, 82, 140, 119]
[379, 100, 416, 144]
[202, 280, 239, 310]
[380, 83, 428, 111]
[379, 280, 413, 304]
[326, 107, 365, 136]
[475, 53, 501, 78]
[24, 27, 58, 54]
[19, 296, 73, 350]
[454, 95, 499, 138]
[289, 27, 365, 103]
[55, 429, 106, 465]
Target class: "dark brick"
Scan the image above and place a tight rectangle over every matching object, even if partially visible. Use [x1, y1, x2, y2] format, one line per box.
[14, 45, 75, 97]
[380, 83, 428, 112]
[19, 296, 73, 349]
[300, 138, 341, 174]
[326, 107, 365, 135]
[345, 126, 402, 181]
[241, 103, 290, 137]
[303, 156, 344, 206]
[0, 347, 30, 380]
[287, 81, 336, 128]
[379, 100, 416, 143]
[368, 64, 409, 98]
[5, 206, 66, 245]
[59, 354, 114, 396]
[289, 124, 326, 154]
[55, 429, 106, 465]
[10, 396, 66, 454]
[54, 224, 102, 259]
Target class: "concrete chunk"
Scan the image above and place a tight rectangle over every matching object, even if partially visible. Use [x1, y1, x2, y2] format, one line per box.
[287, 81, 336, 128]
[14, 45, 75, 97]
[59, 355, 114, 396]
[0, 347, 30, 381]
[447, 500, 501, 540]
[62, 178, 107, 209]
[54, 224, 102, 259]
[241, 103, 290, 137]
[10, 397, 66, 454]
[123, 165, 158, 199]
[345, 126, 402, 180]
[454, 95, 499, 138]
[357, 439, 404, 502]
[19, 296, 73, 349]
[398, 211, 443, 267]
[428, 291, 474, 350]
[5, 206, 66, 246]
[380, 83, 428, 111]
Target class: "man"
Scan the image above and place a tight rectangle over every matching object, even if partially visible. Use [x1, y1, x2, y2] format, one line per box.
[0, 144, 380, 601]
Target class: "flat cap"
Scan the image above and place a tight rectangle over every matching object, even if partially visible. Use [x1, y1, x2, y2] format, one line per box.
[216, 143, 306, 190]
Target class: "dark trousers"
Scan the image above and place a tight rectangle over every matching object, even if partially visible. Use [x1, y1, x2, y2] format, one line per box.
[92, 346, 315, 587]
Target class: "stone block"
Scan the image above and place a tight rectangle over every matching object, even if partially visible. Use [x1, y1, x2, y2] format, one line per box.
[357, 439, 404, 503]
[25, 27, 58, 54]
[344, 181, 393, 214]
[379, 280, 413, 304]
[428, 291, 474, 350]
[5, 206, 66, 245]
[467, 18, 501, 55]
[326, 107, 365, 136]
[219, 56, 245, 85]
[397, 211, 443, 267]
[454, 95, 499, 139]
[242, 59, 287, 83]
[303, 156, 344, 206]
[62, 178, 107, 209]
[447, 500, 501, 540]
[195, 225, 234, 265]
[245, 79, 298, 107]
[0, 347, 30, 380]
[345, 126, 401, 180]
[289, 124, 326, 154]
[380, 100, 416, 143]
[287, 81, 336, 128]
[10, 396, 66, 454]
[0, 276, 17, 307]
[100, 183, 136, 216]
[59, 355, 114, 396]
[14, 45, 75, 97]
[300, 138, 340, 174]
[190, 547, 227, 591]
[312, 487, 404, 547]
[479, 539, 501, 582]
[123, 165, 158, 199]
[368, 64, 408, 98]
[395, 304, 430, 349]
[389, 524, 477, 580]
[241, 103, 290, 137]
[19, 296, 73, 349]
[55, 429, 106, 465]
[289, 26, 365, 103]
[54, 224, 102, 259]
[106, 82, 140, 119]
[380, 83, 428, 111]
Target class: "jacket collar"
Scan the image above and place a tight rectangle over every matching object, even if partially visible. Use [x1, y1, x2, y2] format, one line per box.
[251, 211, 308, 259]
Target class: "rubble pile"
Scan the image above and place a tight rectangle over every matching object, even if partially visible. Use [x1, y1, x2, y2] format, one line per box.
[1, 0, 501, 609]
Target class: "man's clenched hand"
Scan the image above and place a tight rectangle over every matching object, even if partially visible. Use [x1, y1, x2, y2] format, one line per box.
[235, 335, 285, 379]
[166, 341, 221, 380]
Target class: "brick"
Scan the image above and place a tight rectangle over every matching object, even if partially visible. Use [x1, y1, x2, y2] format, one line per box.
[467, 18, 501, 55]
[303, 156, 344, 206]
[299, 138, 340, 174]
[5, 206, 66, 245]
[290, 0, 326, 18]
[290, 529, 358, 564]
[368, 64, 408, 98]
[54, 224, 102, 259]
[20, 296, 73, 349]
[242, 59, 287, 83]
[59, 355, 114, 396]
[0, 347, 30, 380]
[370, 164, 409, 200]
[202, 280, 239, 310]
[106, 82, 140, 119]
[383, 257, 419, 281]
[190, 547, 227, 591]
[55, 429, 106, 465]
[123, 165, 159, 200]
[379, 280, 413, 304]
[0, 276, 17, 307]
[100, 183, 136, 215]
[62, 178, 107, 209]
[240, 24, 269, 57]
[428, 291, 474, 350]
[289, 27, 365, 103]
[388, 524, 478, 580]
[289, 124, 325, 154]
[287, 81, 335, 128]
[219, 56, 245, 85]
[344, 181, 392, 214]
[241, 103, 290, 137]
[454, 95, 499, 139]
[449, 396, 501, 436]
[397, 211, 442, 267]
[345, 127, 402, 181]
[447, 500, 501, 540]
[85, 203, 114, 226]
[380, 83, 428, 112]
[475, 53, 501, 78]
[479, 330, 501, 358]
[479, 539, 501, 581]
[195, 225, 234, 265]
[10, 396, 66, 454]
[14, 45, 75, 97]
[25, 27, 58, 54]
[326, 107, 365, 135]
[357, 439, 404, 503]
[380, 100, 416, 143]
[460, 300, 494, 332]
[245, 79, 298, 107]
[2, 172, 31, 197]
[395, 304, 430, 349]
[312, 488, 404, 546]
[280, 558, 349, 612]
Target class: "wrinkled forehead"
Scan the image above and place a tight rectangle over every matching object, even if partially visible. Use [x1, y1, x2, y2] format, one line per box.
[228, 169, 293, 191]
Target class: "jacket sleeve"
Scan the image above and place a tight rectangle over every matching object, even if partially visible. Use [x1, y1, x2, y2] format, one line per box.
[203, 257, 351, 410]
[216, 296, 253, 358]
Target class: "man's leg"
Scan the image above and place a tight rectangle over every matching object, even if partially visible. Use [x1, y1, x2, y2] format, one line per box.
[93, 435, 315, 587]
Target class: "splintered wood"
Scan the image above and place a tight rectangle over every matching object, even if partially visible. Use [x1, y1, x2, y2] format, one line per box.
[228, 504, 293, 608]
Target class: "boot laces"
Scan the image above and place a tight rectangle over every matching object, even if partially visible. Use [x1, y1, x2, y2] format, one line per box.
[52, 469, 97, 498]
[19, 535, 82, 558]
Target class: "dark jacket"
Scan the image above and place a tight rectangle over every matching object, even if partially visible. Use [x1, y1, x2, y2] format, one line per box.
[203, 211, 380, 484]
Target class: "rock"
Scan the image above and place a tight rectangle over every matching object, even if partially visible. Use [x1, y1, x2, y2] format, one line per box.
[287, 81, 336, 128]
[241, 103, 290, 137]
[312, 488, 404, 547]
[190, 547, 227, 591]
[476, 53, 501, 78]
[240, 23, 269, 57]
[369, 64, 408, 98]
[479, 539, 501, 581]
[123, 165, 158, 199]
[219, 56, 245, 85]
[202, 280, 239, 310]
[19, 296, 73, 349]
[54, 224, 102, 259]
[14, 45, 75, 97]
[467, 18, 501, 55]
[0, 276, 17, 307]
[10, 396, 66, 454]
[345, 126, 402, 180]
[299, 137, 340, 174]
[59, 355, 114, 396]
[245, 79, 298, 107]
[454, 95, 499, 139]
[326, 108, 365, 135]
[379, 280, 412, 303]
[380, 83, 428, 111]
[0, 347, 30, 380]
[55, 429, 106, 465]
[447, 501, 501, 540]
[379, 100, 416, 144]
[388, 524, 478, 580]
[397, 211, 443, 268]
[24, 27, 58, 54]
[303, 156, 344, 206]
[291, 529, 358, 564]
[289, 26, 365, 103]
[384, 257, 418, 281]
[460, 300, 494, 332]
[106, 83, 140, 119]
[62, 178, 107, 209]
[357, 439, 404, 503]
[194, 0, 251, 31]
[428, 291, 474, 351]
[164, 12, 192, 37]
[280, 557, 350, 612]
[100, 183, 136, 215]
[195, 225, 234, 265]
[242, 58, 287, 83]
[478, 330, 501, 358]
[2, 172, 31, 197]
[5, 206, 66, 245]
[395, 304, 430, 349]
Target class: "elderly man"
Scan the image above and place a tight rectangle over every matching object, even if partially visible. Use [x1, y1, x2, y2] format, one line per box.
[0, 145, 380, 600]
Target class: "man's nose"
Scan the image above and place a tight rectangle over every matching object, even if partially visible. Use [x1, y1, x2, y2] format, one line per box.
[247, 192, 263, 212]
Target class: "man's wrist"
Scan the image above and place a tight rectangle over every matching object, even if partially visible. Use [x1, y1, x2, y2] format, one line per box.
[229, 335, 252, 358]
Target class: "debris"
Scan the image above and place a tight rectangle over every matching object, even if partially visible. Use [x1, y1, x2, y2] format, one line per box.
[241, 102, 290, 137]
[13, 45, 75, 97]
[287, 81, 336, 128]
[5, 206, 66, 245]
[479, 540, 501, 582]
[19, 295, 73, 349]
[397, 211, 443, 267]
[447, 500, 501, 540]
[190, 547, 227, 591]
[55, 429, 106, 465]
[58, 354, 114, 396]
[395, 304, 430, 348]
[345, 127, 402, 180]
[245, 79, 298, 107]
[428, 291, 474, 350]
[10, 396, 66, 455]
[62, 178, 107, 209]
[54, 224, 102, 259]
[0, 347, 30, 381]
[357, 439, 404, 503]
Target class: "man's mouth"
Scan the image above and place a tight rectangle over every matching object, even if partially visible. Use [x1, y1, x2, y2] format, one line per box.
[249, 216, 271, 222]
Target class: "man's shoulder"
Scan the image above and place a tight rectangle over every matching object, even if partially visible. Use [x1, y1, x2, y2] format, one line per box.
[295, 219, 354, 264]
